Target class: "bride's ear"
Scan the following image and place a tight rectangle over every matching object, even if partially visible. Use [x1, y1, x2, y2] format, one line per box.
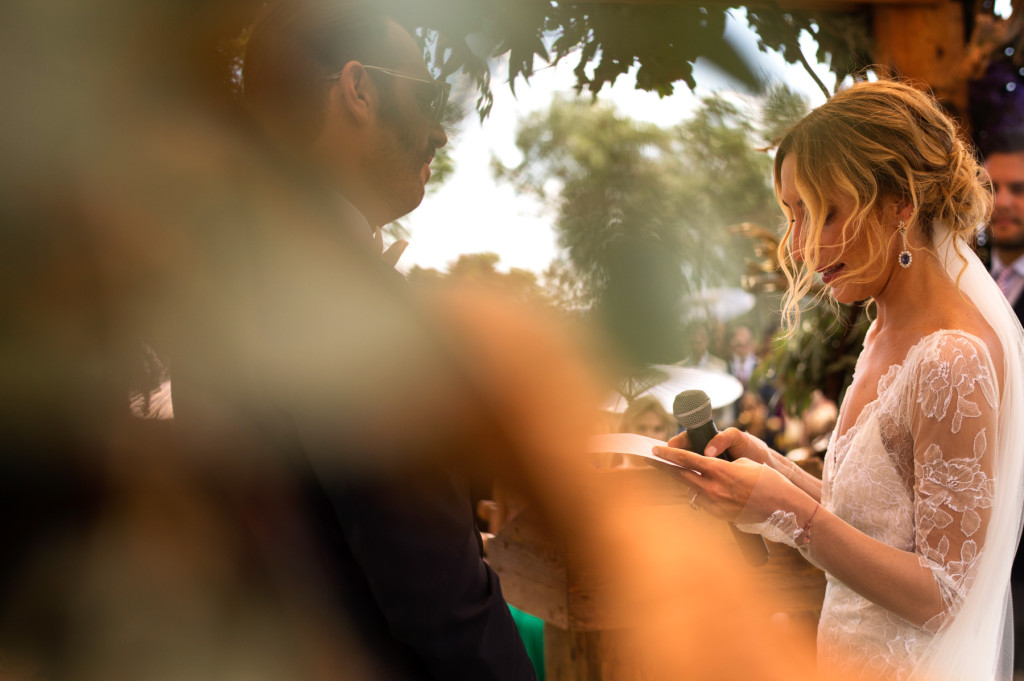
[895, 202, 914, 227]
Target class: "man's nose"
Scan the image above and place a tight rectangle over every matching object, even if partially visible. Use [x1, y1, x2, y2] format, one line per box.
[430, 122, 448, 150]
[994, 185, 1013, 210]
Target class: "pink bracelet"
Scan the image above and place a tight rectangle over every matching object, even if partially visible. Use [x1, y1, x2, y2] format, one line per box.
[795, 503, 820, 547]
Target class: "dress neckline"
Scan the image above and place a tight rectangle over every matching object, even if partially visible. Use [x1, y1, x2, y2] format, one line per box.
[830, 328, 991, 460]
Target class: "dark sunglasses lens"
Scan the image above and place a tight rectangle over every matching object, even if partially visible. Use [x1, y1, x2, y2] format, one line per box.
[433, 83, 451, 121]
[413, 83, 441, 118]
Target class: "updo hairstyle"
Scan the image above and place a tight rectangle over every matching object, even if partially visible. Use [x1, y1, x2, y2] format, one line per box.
[774, 79, 991, 329]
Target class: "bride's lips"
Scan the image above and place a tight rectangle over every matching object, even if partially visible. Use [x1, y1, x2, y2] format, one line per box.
[819, 263, 844, 284]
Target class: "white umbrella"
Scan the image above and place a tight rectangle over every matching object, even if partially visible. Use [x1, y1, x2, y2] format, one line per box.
[603, 364, 742, 415]
[684, 287, 755, 322]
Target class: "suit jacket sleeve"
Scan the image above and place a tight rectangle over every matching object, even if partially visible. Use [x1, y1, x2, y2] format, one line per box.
[325, 464, 537, 681]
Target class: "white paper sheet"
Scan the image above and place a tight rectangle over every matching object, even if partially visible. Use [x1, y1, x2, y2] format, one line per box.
[587, 432, 685, 468]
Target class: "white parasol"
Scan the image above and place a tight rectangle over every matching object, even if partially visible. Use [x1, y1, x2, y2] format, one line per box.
[684, 287, 756, 322]
[603, 364, 742, 415]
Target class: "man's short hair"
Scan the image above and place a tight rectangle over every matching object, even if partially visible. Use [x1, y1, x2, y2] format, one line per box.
[243, 0, 390, 145]
[979, 129, 1024, 160]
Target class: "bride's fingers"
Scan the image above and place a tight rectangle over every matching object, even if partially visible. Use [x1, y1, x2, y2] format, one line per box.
[666, 431, 691, 450]
[653, 446, 714, 473]
[703, 427, 747, 458]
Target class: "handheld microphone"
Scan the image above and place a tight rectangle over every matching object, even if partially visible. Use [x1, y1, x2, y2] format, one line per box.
[673, 389, 770, 567]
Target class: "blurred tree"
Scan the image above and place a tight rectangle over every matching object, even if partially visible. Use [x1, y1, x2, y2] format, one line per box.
[494, 88, 805, 365]
[386, 1, 769, 118]
[760, 83, 814, 144]
[383, 1, 1011, 134]
[407, 252, 548, 305]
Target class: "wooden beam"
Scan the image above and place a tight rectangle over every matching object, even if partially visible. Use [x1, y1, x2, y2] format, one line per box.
[874, 0, 968, 110]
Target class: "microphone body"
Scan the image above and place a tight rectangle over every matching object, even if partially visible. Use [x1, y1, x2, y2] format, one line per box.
[681, 418, 734, 462]
[673, 390, 770, 567]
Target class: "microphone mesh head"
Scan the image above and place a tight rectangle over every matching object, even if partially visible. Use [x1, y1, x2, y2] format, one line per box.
[673, 389, 712, 429]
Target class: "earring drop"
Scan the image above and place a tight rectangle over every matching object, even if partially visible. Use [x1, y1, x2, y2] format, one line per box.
[898, 221, 912, 268]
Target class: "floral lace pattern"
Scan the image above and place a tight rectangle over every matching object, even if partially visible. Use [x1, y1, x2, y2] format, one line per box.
[817, 331, 998, 681]
[736, 509, 802, 547]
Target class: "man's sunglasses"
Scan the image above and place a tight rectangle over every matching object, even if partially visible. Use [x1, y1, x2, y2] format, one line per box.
[327, 65, 451, 124]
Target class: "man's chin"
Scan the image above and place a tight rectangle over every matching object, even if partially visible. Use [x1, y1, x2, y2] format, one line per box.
[401, 185, 426, 217]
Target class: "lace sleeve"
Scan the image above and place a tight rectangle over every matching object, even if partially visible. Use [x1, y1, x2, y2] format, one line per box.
[910, 333, 999, 632]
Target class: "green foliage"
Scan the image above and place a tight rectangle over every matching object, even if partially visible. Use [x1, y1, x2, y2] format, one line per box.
[540, 257, 592, 315]
[762, 301, 869, 416]
[385, 0, 762, 119]
[494, 95, 683, 299]
[745, 9, 873, 96]
[493, 92, 798, 365]
[427, 143, 455, 188]
[760, 83, 812, 144]
[496, 93, 781, 301]
[383, 2, 879, 121]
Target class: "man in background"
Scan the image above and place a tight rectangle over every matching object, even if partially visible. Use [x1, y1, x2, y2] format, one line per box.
[984, 133, 1024, 324]
[983, 132, 1024, 680]
[681, 324, 727, 372]
[727, 325, 758, 389]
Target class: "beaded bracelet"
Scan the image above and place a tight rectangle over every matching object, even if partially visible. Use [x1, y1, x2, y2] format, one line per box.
[795, 503, 820, 547]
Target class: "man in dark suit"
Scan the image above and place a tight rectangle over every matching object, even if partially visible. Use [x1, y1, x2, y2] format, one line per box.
[983, 131, 1024, 678]
[172, 1, 537, 678]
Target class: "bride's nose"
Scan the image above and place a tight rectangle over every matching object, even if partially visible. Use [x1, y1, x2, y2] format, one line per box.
[791, 218, 806, 263]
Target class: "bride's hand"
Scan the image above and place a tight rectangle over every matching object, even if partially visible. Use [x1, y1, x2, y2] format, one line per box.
[652, 443, 765, 522]
[665, 427, 775, 465]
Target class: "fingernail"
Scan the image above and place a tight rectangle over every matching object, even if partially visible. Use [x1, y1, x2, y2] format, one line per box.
[704, 445, 717, 457]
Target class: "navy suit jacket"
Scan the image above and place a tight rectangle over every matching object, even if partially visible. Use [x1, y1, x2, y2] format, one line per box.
[1010, 295, 1024, 583]
[990, 263, 1024, 584]
[171, 149, 535, 680]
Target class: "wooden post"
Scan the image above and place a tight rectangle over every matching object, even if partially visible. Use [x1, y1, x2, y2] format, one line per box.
[873, 0, 968, 112]
[487, 466, 826, 680]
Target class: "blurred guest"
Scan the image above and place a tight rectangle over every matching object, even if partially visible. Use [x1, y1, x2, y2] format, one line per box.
[984, 131, 1024, 324]
[982, 131, 1024, 679]
[620, 396, 676, 442]
[727, 325, 759, 389]
[724, 324, 776, 428]
[734, 391, 769, 439]
[707, 317, 729, 359]
[679, 324, 727, 372]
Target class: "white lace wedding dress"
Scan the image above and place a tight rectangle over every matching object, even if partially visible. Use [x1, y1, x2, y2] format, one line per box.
[740, 227, 1024, 681]
[817, 329, 998, 680]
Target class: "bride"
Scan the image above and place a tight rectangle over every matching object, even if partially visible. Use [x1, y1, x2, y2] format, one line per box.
[656, 79, 1024, 681]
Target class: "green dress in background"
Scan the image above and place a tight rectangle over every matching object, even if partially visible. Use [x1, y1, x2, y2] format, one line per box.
[508, 605, 545, 681]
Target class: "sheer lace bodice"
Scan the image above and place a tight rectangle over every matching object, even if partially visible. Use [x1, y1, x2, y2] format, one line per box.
[817, 329, 999, 680]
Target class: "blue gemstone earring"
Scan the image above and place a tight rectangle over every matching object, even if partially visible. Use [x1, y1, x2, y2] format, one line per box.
[898, 221, 912, 268]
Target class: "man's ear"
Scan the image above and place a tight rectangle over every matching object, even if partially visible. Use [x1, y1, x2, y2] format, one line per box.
[330, 61, 375, 125]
